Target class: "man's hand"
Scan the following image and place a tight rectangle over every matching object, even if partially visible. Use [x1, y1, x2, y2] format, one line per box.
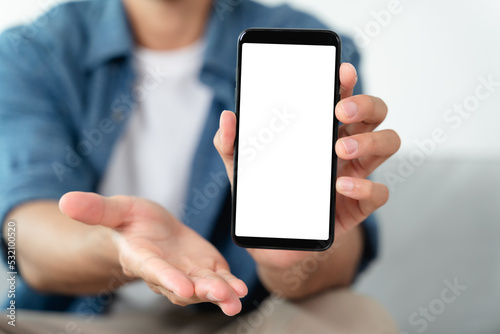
[214, 62, 400, 294]
[59, 192, 248, 316]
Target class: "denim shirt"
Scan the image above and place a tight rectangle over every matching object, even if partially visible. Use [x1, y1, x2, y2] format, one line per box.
[0, 0, 377, 314]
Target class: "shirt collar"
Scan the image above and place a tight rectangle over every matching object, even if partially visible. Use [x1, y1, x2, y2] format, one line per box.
[84, 0, 134, 69]
[202, 9, 238, 84]
[83, 0, 239, 96]
[200, 0, 250, 106]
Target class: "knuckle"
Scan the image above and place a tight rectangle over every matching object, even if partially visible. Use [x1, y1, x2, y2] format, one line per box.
[367, 96, 387, 122]
[366, 95, 377, 113]
[381, 129, 401, 156]
[388, 129, 402, 149]
[354, 94, 374, 116]
[365, 133, 378, 152]
[379, 98, 388, 114]
[364, 180, 376, 197]
[361, 181, 389, 213]
[377, 183, 390, 206]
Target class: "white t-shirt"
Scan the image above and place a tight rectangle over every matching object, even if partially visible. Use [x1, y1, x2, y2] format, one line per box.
[98, 40, 213, 313]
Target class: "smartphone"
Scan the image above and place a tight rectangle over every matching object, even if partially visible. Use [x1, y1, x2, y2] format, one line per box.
[232, 28, 341, 251]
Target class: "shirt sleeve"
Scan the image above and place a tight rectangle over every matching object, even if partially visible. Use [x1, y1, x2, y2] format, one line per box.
[0, 26, 96, 263]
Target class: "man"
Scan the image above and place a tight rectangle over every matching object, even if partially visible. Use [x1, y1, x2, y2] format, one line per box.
[0, 0, 400, 332]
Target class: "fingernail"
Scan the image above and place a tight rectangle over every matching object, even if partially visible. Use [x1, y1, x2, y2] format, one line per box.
[337, 178, 354, 192]
[220, 111, 225, 127]
[219, 113, 224, 137]
[206, 292, 223, 302]
[341, 101, 357, 119]
[342, 138, 358, 155]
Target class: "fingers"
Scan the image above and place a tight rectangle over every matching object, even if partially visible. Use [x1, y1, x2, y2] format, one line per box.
[339, 63, 358, 100]
[216, 268, 248, 298]
[336, 177, 389, 217]
[144, 266, 246, 316]
[191, 267, 244, 316]
[214, 110, 236, 159]
[214, 110, 236, 182]
[336, 129, 401, 176]
[336, 129, 401, 160]
[336, 95, 388, 137]
[116, 239, 195, 298]
[118, 237, 247, 316]
[59, 191, 133, 228]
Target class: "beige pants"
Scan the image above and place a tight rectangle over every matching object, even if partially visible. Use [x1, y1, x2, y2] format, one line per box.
[0, 289, 398, 334]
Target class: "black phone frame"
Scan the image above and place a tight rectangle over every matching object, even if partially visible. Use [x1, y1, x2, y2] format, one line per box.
[232, 28, 342, 251]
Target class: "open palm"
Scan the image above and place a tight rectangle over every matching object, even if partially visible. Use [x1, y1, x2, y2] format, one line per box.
[59, 192, 247, 316]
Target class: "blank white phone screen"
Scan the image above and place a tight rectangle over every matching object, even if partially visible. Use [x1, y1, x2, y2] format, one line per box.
[235, 43, 336, 240]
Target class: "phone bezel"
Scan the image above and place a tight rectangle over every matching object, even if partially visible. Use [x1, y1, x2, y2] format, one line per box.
[232, 28, 342, 251]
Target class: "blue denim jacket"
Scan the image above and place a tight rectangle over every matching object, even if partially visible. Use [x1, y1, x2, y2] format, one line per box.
[0, 0, 377, 314]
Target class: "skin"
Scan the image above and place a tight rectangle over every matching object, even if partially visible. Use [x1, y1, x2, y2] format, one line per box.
[122, 0, 213, 50]
[3, 0, 401, 317]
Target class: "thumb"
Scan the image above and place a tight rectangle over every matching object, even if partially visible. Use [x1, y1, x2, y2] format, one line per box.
[214, 110, 236, 183]
[59, 191, 132, 228]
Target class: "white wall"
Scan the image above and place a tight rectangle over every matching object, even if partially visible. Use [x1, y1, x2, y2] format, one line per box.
[2, 0, 499, 160]
[0, 0, 53, 30]
[256, 0, 500, 160]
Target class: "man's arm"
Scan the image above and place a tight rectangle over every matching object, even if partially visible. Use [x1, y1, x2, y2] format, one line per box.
[252, 226, 363, 299]
[4, 193, 249, 316]
[3, 201, 124, 294]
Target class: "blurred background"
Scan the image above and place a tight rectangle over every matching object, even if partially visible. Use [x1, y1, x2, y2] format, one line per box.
[1, 1, 499, 333]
